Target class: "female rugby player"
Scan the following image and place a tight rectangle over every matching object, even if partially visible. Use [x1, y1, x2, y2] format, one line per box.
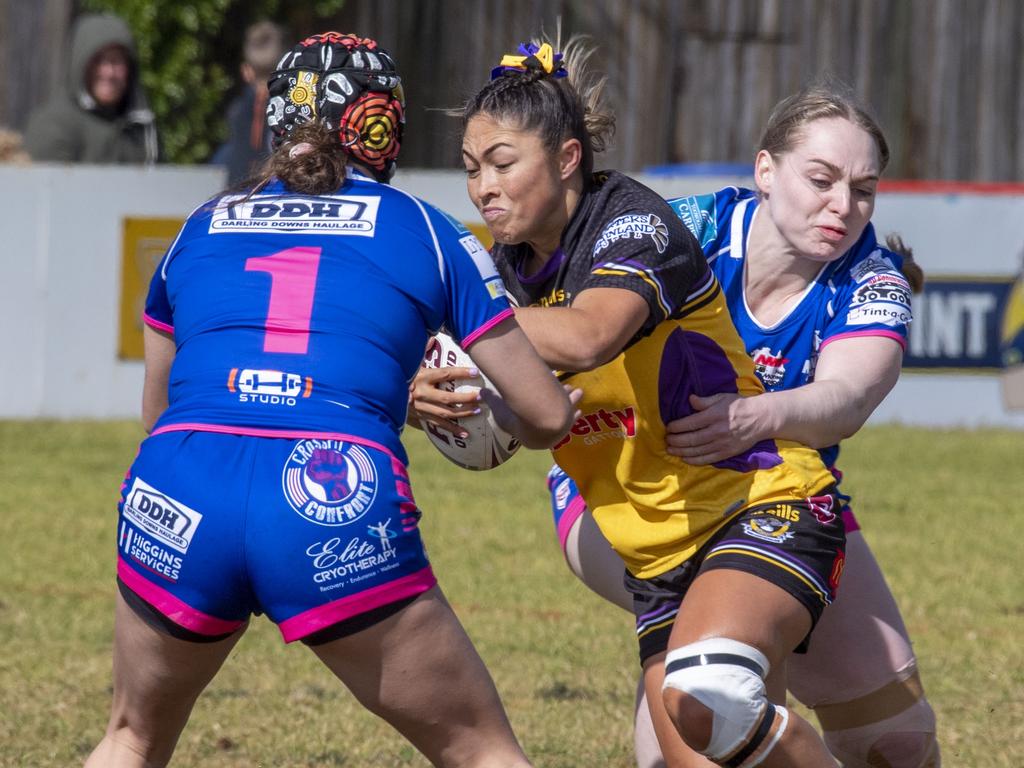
[455, 39, 845, 767]
[85, 32, 575, 768]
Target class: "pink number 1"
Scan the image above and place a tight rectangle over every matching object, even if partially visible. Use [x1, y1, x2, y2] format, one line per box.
[245, 246, 321, 354]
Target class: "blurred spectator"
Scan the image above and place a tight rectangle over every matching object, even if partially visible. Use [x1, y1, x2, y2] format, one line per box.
[0, 128, 31, 164]
[217, 21, 286, 184]
[24, 13, 158, 164]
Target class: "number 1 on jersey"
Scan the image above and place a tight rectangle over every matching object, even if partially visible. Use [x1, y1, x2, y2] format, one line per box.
[246, 246, 321, 355]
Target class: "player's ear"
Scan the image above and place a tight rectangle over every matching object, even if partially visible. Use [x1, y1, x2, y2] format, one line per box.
[558, 138, 583, 181]
[754, 149, 775, 195]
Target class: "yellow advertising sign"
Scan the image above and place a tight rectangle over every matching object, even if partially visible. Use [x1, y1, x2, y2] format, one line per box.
[119, 218, 182, 359]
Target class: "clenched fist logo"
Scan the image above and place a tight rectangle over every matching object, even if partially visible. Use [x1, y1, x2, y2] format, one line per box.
[305, 448, 352, 501]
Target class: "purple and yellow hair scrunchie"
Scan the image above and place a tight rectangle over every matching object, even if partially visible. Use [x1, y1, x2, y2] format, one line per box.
[490, 42, 567, 80]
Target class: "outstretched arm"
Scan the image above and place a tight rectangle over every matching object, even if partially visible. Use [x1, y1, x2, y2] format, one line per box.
[666, 335, 903, 464]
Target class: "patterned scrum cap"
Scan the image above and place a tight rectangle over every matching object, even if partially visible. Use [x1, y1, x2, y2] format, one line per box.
[266, 32, 405, 180]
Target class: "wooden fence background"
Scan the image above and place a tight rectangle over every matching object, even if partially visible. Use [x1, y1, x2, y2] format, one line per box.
[2, 0, 1022, 180]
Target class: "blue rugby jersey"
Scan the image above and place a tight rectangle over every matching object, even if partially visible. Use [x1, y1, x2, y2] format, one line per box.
[144, 171, 511, 463]
[668, 187, 912, 478]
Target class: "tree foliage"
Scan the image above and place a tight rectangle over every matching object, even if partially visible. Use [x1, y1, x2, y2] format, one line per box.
[81, 0, 346, 164]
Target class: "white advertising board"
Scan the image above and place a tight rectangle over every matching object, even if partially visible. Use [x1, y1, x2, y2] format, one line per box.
[0, 166, 1021, 428]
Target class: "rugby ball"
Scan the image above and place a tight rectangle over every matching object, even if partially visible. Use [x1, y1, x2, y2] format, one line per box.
[419, 333, 521, 470]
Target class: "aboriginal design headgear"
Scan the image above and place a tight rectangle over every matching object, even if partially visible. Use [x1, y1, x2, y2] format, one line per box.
[490, 41, 567, 80]
[266, 32, 405, 180]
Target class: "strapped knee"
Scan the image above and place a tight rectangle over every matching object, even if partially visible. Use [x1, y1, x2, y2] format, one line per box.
[816, 665, 940, 768]
[662, 638, 789, 767]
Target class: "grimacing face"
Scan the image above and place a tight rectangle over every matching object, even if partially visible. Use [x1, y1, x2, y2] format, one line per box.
[755, 116, 882, 263]
[461, 113, 570, 251]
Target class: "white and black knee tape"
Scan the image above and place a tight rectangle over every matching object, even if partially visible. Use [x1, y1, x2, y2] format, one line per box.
[663, 638, 789, 767]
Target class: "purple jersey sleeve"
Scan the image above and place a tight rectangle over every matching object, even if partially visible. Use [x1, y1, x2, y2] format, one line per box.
[425, 205, 513, 348]
[823, 235, 912, 351]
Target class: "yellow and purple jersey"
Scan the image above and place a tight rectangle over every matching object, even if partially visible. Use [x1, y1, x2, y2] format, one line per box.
[495, 172, 834, 578]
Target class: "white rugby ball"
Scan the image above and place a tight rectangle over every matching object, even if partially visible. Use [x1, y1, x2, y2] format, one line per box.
[419, 332, 521, 470]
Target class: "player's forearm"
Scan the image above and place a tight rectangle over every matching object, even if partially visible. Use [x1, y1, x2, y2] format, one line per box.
[513, 306, 620, 371]
[749, 381, 874, 449]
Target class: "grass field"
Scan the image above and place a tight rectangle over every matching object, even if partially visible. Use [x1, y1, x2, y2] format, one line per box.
[1, 420, 1021, 766]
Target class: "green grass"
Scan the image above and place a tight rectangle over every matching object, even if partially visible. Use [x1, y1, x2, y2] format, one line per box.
[0, 421, 1021, 766]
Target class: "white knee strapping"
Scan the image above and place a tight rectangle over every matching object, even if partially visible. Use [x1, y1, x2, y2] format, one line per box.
[816, 664, 940, 768]
[663, 638, 788, 766]
[823, 698, 939, 768]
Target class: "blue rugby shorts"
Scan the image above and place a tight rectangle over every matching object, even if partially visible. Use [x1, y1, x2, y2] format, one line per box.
[116, 430, 435, 643]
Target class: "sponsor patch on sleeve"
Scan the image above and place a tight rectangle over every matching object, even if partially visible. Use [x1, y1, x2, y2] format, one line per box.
[485, 277, 507, 300]
[848, 251, 897, 282]
[668, 194, 718, 249]
[460, 234, 499, 280]
[846, 303, 912, 327]
[593, 213, 670, 256]
[846, 262, 913, 327]
[851, 273, 912, 309]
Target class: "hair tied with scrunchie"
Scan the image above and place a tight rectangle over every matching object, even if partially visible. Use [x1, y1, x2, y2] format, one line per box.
[490, 42, 567, 80]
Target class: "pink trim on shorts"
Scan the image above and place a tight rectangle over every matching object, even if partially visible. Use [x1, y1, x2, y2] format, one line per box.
[390, 456, 413, 498]
[389, 456, 420, 531]
[117, 556, 245, 636]
[556, 496, 588, 553]
[277, 566, 437, 643]
[142, 312, 174, 334]
[149, 423, 400, 462]
[460, 308, 515, 349]
[400, 501, 420, 531]
[842, 506, 860, 533]
[820, 330, 907, 351]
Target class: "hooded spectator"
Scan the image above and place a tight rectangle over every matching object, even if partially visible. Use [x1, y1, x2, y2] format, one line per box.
[24, 13, 158, 163]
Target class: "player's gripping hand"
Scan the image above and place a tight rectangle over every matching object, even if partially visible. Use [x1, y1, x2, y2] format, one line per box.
[306, 448, 352, 500]
[665, 392, 763, 465]
[407, 365, 481, 437]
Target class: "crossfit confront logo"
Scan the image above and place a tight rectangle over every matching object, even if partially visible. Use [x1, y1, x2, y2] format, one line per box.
[283, 440, 378, 526]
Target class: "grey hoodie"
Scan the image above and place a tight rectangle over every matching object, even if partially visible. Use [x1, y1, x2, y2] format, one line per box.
[24, 13, 158, 163]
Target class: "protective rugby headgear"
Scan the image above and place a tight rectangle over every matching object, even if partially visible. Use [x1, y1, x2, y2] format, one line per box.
[266, 32, 405, 181]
